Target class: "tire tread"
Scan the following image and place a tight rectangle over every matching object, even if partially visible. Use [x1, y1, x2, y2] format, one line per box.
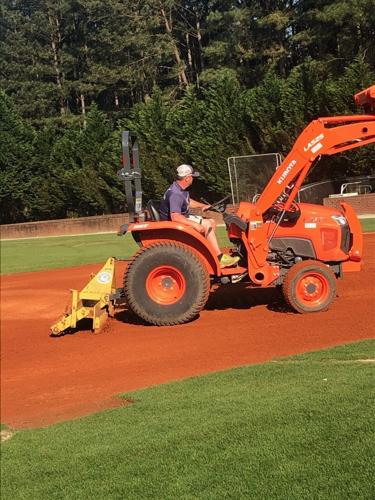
[124, 241, 210, 325]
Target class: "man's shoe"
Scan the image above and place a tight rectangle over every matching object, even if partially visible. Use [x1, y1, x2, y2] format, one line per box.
[220, 253, 240, 268]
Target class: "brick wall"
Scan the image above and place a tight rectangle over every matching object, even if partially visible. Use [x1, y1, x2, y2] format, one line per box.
[323, 193, 375, 215]
[1, 194, 373, 240]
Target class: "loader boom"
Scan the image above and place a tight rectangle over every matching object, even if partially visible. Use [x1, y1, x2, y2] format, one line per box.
[255, 91, 375, 215]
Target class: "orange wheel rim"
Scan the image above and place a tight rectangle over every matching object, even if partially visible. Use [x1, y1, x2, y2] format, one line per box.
[146, 266, 186, 305]
[296, 273, 329, 307]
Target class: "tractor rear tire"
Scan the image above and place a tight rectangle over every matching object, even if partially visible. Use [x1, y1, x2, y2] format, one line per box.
[282, 260, 336, 313]
[124, 242, 210, 326]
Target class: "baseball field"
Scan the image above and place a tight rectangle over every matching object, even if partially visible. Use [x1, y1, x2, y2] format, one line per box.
[1, 225, 374, 498]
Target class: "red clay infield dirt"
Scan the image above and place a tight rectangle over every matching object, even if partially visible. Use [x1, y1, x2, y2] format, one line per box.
[1, 233, 375, 429]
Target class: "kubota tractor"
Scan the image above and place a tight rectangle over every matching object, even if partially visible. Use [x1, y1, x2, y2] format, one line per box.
[51, 85, 375, 334]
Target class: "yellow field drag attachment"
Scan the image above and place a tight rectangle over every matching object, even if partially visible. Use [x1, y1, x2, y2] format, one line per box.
[50, 257, 117, 336]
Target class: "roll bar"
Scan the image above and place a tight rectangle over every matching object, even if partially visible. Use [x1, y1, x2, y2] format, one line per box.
[117, 131, 143, 222]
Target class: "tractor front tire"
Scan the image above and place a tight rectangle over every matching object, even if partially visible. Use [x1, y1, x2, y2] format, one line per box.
[282, 260, 336, 313]
[124, 242, 210, 326]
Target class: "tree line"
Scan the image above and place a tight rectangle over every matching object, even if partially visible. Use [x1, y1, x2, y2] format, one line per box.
[1, 0, 374, 224]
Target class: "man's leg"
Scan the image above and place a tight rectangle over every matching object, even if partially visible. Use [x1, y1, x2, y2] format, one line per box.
[201, 219, 221, 255]
[188, 216, 239, 267]
[201, 219, 239, 267]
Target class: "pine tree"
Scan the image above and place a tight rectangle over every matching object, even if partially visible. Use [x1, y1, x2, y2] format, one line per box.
[0, 91, 35, 223]
[1, 0, 373, 222]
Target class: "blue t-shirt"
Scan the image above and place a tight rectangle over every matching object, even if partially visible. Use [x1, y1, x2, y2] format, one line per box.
[159, 181, 190, 220]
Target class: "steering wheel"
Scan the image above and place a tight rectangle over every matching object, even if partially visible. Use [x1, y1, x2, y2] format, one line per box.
[200, 194, 231, 213]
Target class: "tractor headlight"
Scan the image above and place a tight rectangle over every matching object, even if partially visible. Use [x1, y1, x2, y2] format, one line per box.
[331, 214, 347, 226]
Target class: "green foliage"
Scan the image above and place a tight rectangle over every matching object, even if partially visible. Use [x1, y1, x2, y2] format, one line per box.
[0, 91, 35, 223]
[0, 0, 374, 222]
[49, 105, 125, 217]
[243, 72, 288, 152]
[0, 98, 126, 223]
[168, 71, 248, 193]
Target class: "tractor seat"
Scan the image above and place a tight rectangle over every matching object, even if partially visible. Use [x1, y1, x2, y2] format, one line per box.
[146, 200, 161, 221]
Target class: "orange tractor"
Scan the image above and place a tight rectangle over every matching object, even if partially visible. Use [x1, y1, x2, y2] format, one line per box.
[51, 85, 375, 334]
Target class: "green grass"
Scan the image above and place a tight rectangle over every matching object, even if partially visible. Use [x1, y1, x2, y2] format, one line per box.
[1, 219, 373, 275]
[1, 340, 374, 499]
[0, 227, 230, 275]
[361, 217, 375, 232]
[0, 233, 139, 275]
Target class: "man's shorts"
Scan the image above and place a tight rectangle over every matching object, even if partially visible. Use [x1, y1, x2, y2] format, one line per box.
[187, 214, 204, 224]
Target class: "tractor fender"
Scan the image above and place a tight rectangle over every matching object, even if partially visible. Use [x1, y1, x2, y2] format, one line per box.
[127, 221, 221, 275]
[340, 202, 363, 262]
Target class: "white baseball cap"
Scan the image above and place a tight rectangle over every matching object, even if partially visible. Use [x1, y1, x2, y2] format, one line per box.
[176, 164, 200, 178]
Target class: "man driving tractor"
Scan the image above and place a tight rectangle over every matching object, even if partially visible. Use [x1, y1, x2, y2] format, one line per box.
[159, 164, 240, 268]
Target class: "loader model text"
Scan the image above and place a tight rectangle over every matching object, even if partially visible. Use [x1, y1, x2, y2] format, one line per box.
[304, 133, 324, 153]
[277, 160, 297, 185]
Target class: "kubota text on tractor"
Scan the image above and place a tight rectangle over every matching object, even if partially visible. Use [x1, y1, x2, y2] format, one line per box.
[51, 85, 375, 335]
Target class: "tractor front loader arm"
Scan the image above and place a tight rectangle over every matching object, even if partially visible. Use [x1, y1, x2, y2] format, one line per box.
[255, 113, 375, 215]
[255, 85, 375, 216]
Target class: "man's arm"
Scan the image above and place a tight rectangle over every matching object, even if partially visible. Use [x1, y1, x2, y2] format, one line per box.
[190, 199, 210, 211]
[170, 212, 205, 234]
[167, 193, 205, 234]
